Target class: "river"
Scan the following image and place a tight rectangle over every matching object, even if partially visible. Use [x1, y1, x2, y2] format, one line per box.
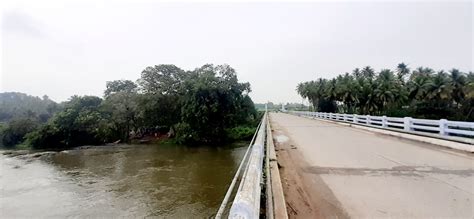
[0, 143, 246, 218]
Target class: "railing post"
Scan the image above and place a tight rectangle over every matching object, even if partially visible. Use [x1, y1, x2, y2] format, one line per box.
[404, 117, 413, 131]
[343, 114, 347, 122]
[439, 119, 448, 136]
[353, 114, 357, 123]
[329, 113, 332, 120]
[366, 115, 370, 125]
[382, 116, 387, 128]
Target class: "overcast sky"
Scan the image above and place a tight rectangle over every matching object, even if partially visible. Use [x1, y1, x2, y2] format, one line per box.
[1, 0, 472, 104]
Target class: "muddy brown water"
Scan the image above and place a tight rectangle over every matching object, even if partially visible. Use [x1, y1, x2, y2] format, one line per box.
[0, 143, 246, 218]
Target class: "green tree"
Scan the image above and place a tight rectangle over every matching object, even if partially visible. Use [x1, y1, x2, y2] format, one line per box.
[427, 71, 452, 101]
[2, 118, 39, 147]
[104, 80, 138, 97]
[296, 63, 472, 121]
[137, 94, 181, 130]
[464, 72, 474, 99]
[177, 64, 253, 144]
[361, 66, 375, 80]
[396, 62, 410, 84]
[408, 73, 433, 101]
[102, 92, 140, 142]
[27, 96, 109, 148]
[374, 69, 399, 112]
[449, 69, 466, 104]
[138, 64, 186, 95]
[20, 63, 258, 148]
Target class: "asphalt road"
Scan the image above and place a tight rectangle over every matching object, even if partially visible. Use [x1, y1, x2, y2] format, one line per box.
[270, 112, 474, 218]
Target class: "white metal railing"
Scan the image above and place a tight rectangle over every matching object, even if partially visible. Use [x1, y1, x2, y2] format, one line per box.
[228, 112, 267, 218]
[287, 111, 474, 139]
[216, 112, 267, 219]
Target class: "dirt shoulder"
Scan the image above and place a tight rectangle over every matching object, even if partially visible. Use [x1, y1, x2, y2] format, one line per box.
[270, 114, 349, 219]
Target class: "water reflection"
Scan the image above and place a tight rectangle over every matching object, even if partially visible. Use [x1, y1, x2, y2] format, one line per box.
[1, 143, 245, 218]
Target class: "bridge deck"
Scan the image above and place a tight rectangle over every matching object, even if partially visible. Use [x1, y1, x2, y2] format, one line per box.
[270, 112, 474, 218]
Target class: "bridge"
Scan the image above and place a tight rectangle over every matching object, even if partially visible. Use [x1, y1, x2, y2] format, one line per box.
[216, 111, 474, 218]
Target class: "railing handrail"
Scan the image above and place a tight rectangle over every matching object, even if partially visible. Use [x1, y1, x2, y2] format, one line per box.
[287, 111, 474, 140]
[215, 112, 267, 219]
[228, 112, 267, 218]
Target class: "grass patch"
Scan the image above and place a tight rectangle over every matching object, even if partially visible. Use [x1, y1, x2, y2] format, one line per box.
[226, 126, 257, 141]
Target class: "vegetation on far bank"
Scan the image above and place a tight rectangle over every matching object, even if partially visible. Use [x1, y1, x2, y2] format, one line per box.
[297, 63, 473, 121]
[0, 64, 259, 149]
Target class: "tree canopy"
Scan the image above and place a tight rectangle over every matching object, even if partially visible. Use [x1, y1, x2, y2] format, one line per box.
[3, 63, 258, 149]
[297, 63, 473, 121]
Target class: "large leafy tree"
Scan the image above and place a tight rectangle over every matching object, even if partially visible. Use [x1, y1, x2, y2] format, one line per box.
[102, 92, 140, 142]
[1, 118, 39, 147]
[104, 80, 138, 97]
[137, 93, 181, 132]
[138, 64, 186, 95]
[27, 96, 109, 148]
[15, 63, 258, 148]
[177, 64, 254, 144]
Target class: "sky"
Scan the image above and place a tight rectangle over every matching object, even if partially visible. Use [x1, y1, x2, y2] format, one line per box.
[0, 0, 472, 104]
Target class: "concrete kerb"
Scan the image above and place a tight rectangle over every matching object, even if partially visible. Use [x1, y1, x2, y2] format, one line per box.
[267, 114, 289, 219]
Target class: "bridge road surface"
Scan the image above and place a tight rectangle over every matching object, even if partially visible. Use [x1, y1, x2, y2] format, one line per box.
[270, 112, 474, 218]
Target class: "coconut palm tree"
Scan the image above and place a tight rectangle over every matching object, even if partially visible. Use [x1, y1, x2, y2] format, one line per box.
[408, 72, 433, 101]
[464, 72, 474, 99]
[374, 70, 400, 112]
[396, 62, 410, 84]
[352, 68, 362, 78]
[296, 64, 471, 121]
[449, 68, 466, 104]
[361, 66, 375, 80]
[427, 71, 452, 101]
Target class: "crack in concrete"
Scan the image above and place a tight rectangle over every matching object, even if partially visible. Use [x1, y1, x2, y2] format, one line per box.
[303, 165, 474, 177]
